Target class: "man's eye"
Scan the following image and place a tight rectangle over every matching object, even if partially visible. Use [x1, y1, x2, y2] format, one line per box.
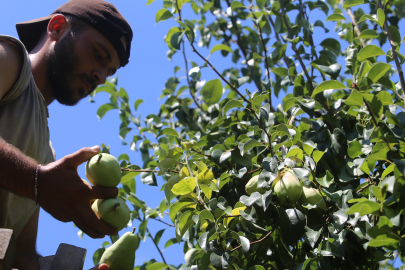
[95, 51, 102, 60]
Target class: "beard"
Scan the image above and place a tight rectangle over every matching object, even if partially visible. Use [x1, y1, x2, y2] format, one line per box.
[45, 33, 95, 106]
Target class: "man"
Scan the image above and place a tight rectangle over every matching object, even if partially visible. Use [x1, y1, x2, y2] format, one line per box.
[0, 0, 133, 269]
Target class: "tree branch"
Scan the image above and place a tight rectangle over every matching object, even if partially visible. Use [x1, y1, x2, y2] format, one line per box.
[347, 8, 366, 47]
[377, 0, 405, 108]
[182, 41, 203, 110]
[230, 223, 277, 252]
[278, 1, 314, 91]
[147, 226, 169, 266]
[121, 168, 179, 173]
[188, 41, 251, 104]
[150, 217, 175, 227]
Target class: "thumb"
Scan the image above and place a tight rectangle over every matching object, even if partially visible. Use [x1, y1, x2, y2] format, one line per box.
[90, 186, 119, 200]
[65, 146, 101, 168]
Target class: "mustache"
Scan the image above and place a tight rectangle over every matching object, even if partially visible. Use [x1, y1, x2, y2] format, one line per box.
[82, 74, 97, 93]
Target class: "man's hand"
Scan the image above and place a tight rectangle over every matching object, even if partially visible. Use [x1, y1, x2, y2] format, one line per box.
[38, 146, 119, 238]
[89, 263, 110, 270]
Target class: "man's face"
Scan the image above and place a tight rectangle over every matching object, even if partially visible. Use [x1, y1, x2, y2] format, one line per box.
[45, 26, 121, 106]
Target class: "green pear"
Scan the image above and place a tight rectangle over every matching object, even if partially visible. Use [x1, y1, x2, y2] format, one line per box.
[86, 153, 121, 187]
[245, 175, 267, 195]
[100, 228, 140, 270]
[92, 197, 130, 231]
[274, 170, 302, 205]
[299, 187, 327, 212]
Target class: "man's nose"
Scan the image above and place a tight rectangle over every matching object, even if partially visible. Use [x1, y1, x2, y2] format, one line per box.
[91, 69, 107, 85]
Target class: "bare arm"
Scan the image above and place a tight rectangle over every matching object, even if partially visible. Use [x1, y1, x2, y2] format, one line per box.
[0, 39, 23, 101]
[0, 138, 119, 238]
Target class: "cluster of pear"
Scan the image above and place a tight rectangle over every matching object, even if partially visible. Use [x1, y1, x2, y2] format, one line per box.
[86, 153, 140, 270]
[245, 169, 326, 212]
[86, 153, 130, 231]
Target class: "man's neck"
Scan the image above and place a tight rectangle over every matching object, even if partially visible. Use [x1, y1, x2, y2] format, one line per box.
[29, 39, 54, 106]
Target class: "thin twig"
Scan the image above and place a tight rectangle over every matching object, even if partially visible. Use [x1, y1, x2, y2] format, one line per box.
[267, 16, 291, 69]
[121, 168, 180, 173]
[347, 8, 366, 47]
[247, 167, 263, 174]
[150, 217, 175, 227]
[377, 0, 405, 108]
[182, 40, 202, 110]
[147, 226, 169, 266]
[299, 0, 326, 81]
[363, 97, 399, 159]
[224, 0, 271, 104]
[230, 223, 277, 252]
[189, 41, 251, 104]
[357, 183, 372, 193]
[251, 11, 271, 105]
[278, 0, 314, 91]
[191, 148, 211, 157]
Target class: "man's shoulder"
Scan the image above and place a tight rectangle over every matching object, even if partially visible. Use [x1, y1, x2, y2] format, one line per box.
[0, 36, 24, 101]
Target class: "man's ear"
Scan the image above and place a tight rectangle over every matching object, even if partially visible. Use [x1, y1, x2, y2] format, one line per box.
[47, 14, 70, 41]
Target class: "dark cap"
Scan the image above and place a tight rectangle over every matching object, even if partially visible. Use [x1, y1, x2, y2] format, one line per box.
[16, 0, 133, 67]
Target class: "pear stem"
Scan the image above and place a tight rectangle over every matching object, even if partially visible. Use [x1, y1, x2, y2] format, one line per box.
[97, 153, 102, 164]
[132, 227, 136, 234]
[113, 202, 120, 211]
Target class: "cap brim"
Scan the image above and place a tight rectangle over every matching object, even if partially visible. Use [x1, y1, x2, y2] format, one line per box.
[16, 15, 53, 53]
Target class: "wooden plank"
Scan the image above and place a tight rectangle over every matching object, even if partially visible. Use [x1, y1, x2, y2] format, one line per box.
[0, 229, 15, 270]
[0, 229, 13, 260]
[49, 244, 86, 270]
[38, 255, 54, 270]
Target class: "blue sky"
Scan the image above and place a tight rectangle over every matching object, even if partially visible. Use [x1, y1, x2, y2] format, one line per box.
[1, 0, 404, 269]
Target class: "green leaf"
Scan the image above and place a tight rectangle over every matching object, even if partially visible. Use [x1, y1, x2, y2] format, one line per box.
[169, 200, 196, 223]
[388, 26, 401, 45]
[377, 8, 385, 28]
[239, 236, 250, 254]
[320, 38, 341, 56]
[346, 200, 380, 216]
[256, 0, 266, 9]
[157, 128, 180, 138]
[313, 150, 325, 163]
[311, 80, 347, 97]
[92, 247, 105, 266]
[147, 262, 168, 270]
[222, 100, 244, 116]
[134, 99, 144, 110]
[231, 1, 246, 10]
[272, 67, 289, 77]
[316, 170, 334, 188]
[164, 238, 181, 249]
[342, 0, 366, 8]
[170, 31, 185, 50]
[248, 266, 265, 270]
[121, 172, 139, 184]
[210, 44, 234, 55]
[366, 62, 391, 83]
[171, 177, 197, 195]
[357, 45, 386, 61]
[199, 209, 215, 221]
[202, 79, 223, 106]
[146, 0, 155, 5]
[347, 141, 363, 158]
[325, 14, 347, 21]
[240, 139, 262, 156]
[345, 90, 363, 106]
[155, 9, 173, 23]
[97, 103, 118, 120]
[359, 29, 379, 39]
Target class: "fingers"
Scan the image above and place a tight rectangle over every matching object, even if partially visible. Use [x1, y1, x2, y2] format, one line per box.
[99, 264, 110, 270]
[89, 186, 119, 200]
[79, 207, 118, 237]
[64, 146, 101, 168]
